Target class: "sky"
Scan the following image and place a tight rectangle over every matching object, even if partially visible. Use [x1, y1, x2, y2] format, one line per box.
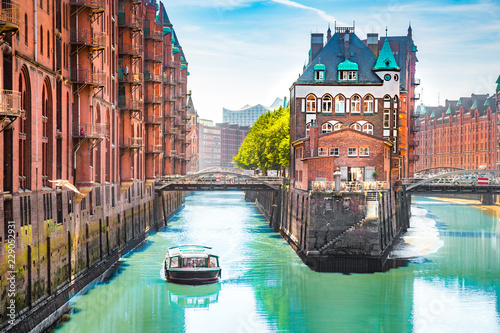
[162, 0, 500, 122]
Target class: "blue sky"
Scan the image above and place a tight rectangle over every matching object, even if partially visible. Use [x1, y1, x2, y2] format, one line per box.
[163, 0, 500, 122]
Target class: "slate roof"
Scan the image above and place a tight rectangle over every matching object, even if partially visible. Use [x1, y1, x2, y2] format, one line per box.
[186, 94, 196, 115]
[296, 33, 382, 85]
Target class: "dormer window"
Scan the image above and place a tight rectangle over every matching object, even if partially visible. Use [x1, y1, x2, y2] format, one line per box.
[314, 60, 326, 82]
[337, 59, 358, 82]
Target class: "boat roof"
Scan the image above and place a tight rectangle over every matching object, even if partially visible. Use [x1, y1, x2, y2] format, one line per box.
[167, 245, 218, 257]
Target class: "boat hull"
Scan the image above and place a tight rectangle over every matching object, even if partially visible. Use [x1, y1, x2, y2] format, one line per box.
[166, 268, 221, 285]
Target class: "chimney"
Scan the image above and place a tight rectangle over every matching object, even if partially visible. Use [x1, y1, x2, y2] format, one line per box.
[367, 33, 379, 56]
[327, 24, 332, 42]
[344, 32, 350, 60]
[309, 120, 318, 157]
[310, 33, 324, 62]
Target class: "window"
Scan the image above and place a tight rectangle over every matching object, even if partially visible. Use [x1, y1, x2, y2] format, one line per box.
[339, 71, 357, 81]
[362, 123, 374, 135]
[318, 147, 327, 156]
[383, 109, 390, 128]
[350, 123, 361, 131]
[322, 95, 332, 113]
[329, 147, 339, 156]
[348, 147, 357, 156]
[322, 123, 333, 133]
[315, 70, 324, 81]
[384, 95, 391, 108]
[359, 147, 369, 156]
[351, 95, 361, 113]
[364, 95, 374, 113]
[40, 26, 43, 54]
[24, 14, 28, 44]
[47, 30, 50, 58]
[335, 95, 345, 113]
[334, 122, 342, 131]
[306, 123, 311, 137]
[306, 94, 316, 113]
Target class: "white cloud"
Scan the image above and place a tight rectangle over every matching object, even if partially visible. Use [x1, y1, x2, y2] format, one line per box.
[271, 0, 338, 23]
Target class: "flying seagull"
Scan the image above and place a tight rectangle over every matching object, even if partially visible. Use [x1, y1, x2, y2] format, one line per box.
[48, 180, 85, 198]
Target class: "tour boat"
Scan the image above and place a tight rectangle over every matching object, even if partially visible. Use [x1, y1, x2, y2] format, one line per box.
[164, 245, 221, 284]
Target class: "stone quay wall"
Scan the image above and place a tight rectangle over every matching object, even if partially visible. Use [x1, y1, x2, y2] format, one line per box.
[246, 186, 410, 273]
[0, 184, 183, 332]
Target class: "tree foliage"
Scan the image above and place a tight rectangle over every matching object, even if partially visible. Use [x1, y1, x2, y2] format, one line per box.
[233, 106, 290, 174]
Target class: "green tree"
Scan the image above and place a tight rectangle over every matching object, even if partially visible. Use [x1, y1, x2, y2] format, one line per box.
[233, 106, 290, 175]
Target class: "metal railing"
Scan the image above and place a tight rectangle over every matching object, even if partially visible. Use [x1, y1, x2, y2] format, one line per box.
[145, 94, 161, 104]
[144, 115, 161, 124]
[409, 155, 420, 162]
[0, 1, 21, 29]
[170, 150, 177, 157]
[147, 144, 162, 153]
[70, 29, 106, 47]
[70, 67, 106, 86]
[120, 137, 143, 148]
[409, 138, 420, 147]
[144, 49, 162, 62]
[117, 71, 142, 84]
[117, 14, 142, 30]
[118, 99, 142, 111]
[145, 28, 162, 40]
[69, 0, 106, 9]
[144, 72, 162, 82]
[410, 122, 420, 132]
[73, 122, 107, 138]
[118, 42, 142, 56]
[311, 180, 388, 192]
[413, 78, 421, 86]
[0, 90, 22, 117]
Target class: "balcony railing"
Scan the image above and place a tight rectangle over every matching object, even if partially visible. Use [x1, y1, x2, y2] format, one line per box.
[118, 99, 142, 111]
[145, 94, 161, 104]
[70, 67, 106, 86]
[117, 71, 142, 84]
[120, 137, 143, 148]
[144, 50, 162, 62]
[144, 71, 162, 82]
[69, 0, 106, 11]
[70, 29, 106, 48]
[410, 122, 420, 132]
[144, 28, 162, 41]
[412, 93, 421, 100]
[72, 122, 107, 138]
[413, 78, 421, 86]
[146, 144, 163, 153]
[0, 1, 21, 33]
[145, 115, 162, 125]
[170, 150, 177, 157]
[118, 42, 142, 57]
[409, 154, 420, 162]
[311, 180, 388, 192]
[409, 138, 420, 147]
[0, 90, 22, 117]
[117, 14, 142, 31]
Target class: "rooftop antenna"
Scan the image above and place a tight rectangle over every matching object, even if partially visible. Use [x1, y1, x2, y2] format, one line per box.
[385, 26, 388, 37]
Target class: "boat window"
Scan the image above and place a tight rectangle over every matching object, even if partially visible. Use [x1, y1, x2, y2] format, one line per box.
[209, 256, 218, 268]
[182, 258, 207, 268]
[170, 257, 179, 268]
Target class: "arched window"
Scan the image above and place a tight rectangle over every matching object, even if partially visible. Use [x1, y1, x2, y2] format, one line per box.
[363, 95, 374, 113]
[362, 123, 374, 135]
[40, 26, 44, 54]
[42, 78, 53, 187]
[24, 14, 28, 44]
[306, 122, 311, 136]
[322, 95, 332, 113]
[383, 95, 391, 108]
[322, 123, 333, 133]
[334, 122, 343, 131]
[335, 95, 345, 113]
[47, 30, 50, 58]
[350, 123, 361, 131]
[306, 94, 316, 113]
[19, 66, 32, 190]
[351, 95, 361, 113]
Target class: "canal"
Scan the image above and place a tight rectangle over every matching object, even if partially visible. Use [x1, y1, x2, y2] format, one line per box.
[54, 192, 500, 332]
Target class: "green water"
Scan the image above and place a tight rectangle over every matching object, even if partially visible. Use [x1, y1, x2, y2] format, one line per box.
[55, 193, 500, 332]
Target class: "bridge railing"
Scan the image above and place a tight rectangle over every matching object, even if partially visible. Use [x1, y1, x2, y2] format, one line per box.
[311, 181, 388, 192]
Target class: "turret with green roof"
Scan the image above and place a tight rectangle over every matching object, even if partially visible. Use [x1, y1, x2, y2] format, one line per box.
[373, 38, 400, 71]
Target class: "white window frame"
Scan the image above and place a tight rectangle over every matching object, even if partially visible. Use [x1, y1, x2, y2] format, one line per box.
[322, 95, 332, 113]
[335, 95, 345, 113]
[359, 147, 369, 157]
[315, 70, 324, 81]
[329, 147, 339, 156]
[348, 147, 357, 157]
[306, 94, 316, 113]
[322, 123, 333, 133]
[306, 122, 311, 136]
[318, 147, 328, 156]
[351, 123, 361, 131]
[362, 123, 374, 135]
[383, 109, 390, 128]
[334, 122, 342, 131]
[351, 95, 361, 113]
[363, 95, 374, 113]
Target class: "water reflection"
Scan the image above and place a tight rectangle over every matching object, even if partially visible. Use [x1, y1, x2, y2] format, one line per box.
[167, 283, 220, 308]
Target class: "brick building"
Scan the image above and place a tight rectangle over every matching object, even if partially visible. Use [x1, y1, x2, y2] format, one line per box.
[218, 123, 250, 168]
[186, 91, 199, 173]
[290, 25, 418, 190]
[198, 119, 221, 170]
[0, 0, 188, 322]
[414, 81, 500, 171]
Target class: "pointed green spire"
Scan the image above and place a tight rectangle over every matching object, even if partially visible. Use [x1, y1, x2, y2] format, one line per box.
[496, 83, 500, 91]
[496, 75, 500, 84]
[373, 38, 400, 71]
[457, 98, 462, 106]
[446, 105, 451, 114]
[422, 106, 427, 114]
[471, 100, 477, 109]
[430, 110, 435, 118]
[484, 98, 490, 107]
